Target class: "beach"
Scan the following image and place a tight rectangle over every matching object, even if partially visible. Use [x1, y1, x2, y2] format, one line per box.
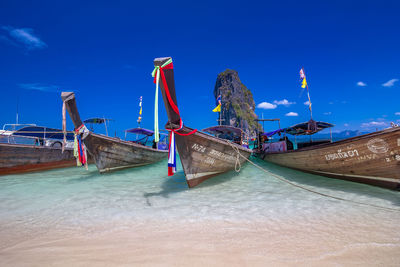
[1, 160, 399, 266]
[1, 218, 399, 266]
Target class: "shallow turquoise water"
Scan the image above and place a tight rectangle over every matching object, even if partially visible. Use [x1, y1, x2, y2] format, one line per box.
[0, 157, 399, 234]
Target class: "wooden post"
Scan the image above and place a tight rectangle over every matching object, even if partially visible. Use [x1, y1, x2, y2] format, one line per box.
[104, 117, 108, 136]
[302, 67, 313, 121]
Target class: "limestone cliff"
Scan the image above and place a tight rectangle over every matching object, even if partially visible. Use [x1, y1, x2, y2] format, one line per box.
[213, 69, 261, 136]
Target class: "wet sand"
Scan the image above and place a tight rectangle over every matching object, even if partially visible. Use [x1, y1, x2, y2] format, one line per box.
[1, 216, 399, 267]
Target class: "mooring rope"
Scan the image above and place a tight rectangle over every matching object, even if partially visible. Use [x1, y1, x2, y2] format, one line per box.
[230, 144, 242, 172]
[225, 140, 400, 212]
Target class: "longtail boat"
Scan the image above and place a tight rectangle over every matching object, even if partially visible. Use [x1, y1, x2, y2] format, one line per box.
[0, 125, 76, 175]
[255, 120, 400, 190]
[153, 57, 252, 188]
[61, 92, 168, 173]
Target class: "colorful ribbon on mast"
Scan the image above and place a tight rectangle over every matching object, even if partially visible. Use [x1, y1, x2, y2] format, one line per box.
[152, 58, 173, 143]
[151, 58, 197, 176]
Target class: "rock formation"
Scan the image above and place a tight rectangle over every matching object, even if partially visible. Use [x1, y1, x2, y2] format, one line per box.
[213, 69, 261, 136]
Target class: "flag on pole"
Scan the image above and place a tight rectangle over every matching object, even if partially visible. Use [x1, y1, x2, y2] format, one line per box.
[137, 96, 142, 124]
[299, 68, 305, 79]
[300, 67, 313, 117]
[212, 95, 222, 112]
[300, 68, 307, 88]
[212, 104, 221, 112]
[301, 77, 307, 88]
[168, 132, 177, 176]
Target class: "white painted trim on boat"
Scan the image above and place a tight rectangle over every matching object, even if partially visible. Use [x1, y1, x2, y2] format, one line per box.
[186, 171, 221, 180]
[312, 170, 399, 183]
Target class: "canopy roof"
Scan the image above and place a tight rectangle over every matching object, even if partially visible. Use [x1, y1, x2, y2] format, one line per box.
[83, 118, 112, 124]
[284, 120, 334, 135]
[12, 126, 75, 141]
[261, 128, 285, 137]
[125, 128, 168, 137]
[125, 128, 154, 136]
[261, 120, 334, 137]
[202, 125, 243, 137]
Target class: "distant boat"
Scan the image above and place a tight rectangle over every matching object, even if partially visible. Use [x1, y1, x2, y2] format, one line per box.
[61, 92, 168, 173]
[255, 119, 400, 190]
[0, 124, 76, 175]
[153, 57, 252, 188]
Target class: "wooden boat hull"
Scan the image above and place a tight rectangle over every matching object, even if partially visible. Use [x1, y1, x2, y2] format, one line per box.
[259, 127, 400, 189]
[61, 92, 168, 173]
[173, 126, 252, 187]
[0, 143, 75, 175]
[153, 57, 252, 187]
[83, 132, 168, 173]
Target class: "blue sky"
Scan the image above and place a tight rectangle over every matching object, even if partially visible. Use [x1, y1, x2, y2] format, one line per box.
[1, 0, 399, 135]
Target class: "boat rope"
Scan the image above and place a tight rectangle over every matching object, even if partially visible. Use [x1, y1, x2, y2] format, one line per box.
[224, 140, 400, 212]
[229, 143, 242, 172]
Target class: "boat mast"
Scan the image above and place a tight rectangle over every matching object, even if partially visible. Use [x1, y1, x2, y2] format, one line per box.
[301, 67, 313, 120]
[103, 116, 108, 136]
[216, 91, 224, 126]
[219, 93, 222, 126]
[137, 96, 142, 128]
[15, 93, 19, 131]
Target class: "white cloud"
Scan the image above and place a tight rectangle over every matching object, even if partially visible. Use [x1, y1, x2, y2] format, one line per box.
[273, 99, 295, 107]
[303, 101, 310, 106]
[344, 123, 349, 127]
[2, 26, 47, 50]
[382, 79, 398, 87]
[395, 112, 400, 116]
[257, 102, 277, 109]
[18, 83, 59, 92]
[323, 112, 332, 115]
[357, 81, 367, 87]
[285, 112, 298, 117]
[361, 121, 388, 128]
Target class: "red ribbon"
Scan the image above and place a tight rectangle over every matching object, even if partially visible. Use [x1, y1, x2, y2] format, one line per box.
[75, 124, 85, 133]
[154, 62, 197, 137]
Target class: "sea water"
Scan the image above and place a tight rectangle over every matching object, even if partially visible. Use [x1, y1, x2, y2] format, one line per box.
[0, 157, 399, 265]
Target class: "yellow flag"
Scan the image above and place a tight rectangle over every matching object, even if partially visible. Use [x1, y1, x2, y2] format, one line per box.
[139, 106, 142, 115]
[212, 104, 221, 112]
[301, 78, 307, 88]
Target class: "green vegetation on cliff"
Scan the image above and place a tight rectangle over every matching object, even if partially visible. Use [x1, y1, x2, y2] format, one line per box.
[213, 69, 261, 136]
